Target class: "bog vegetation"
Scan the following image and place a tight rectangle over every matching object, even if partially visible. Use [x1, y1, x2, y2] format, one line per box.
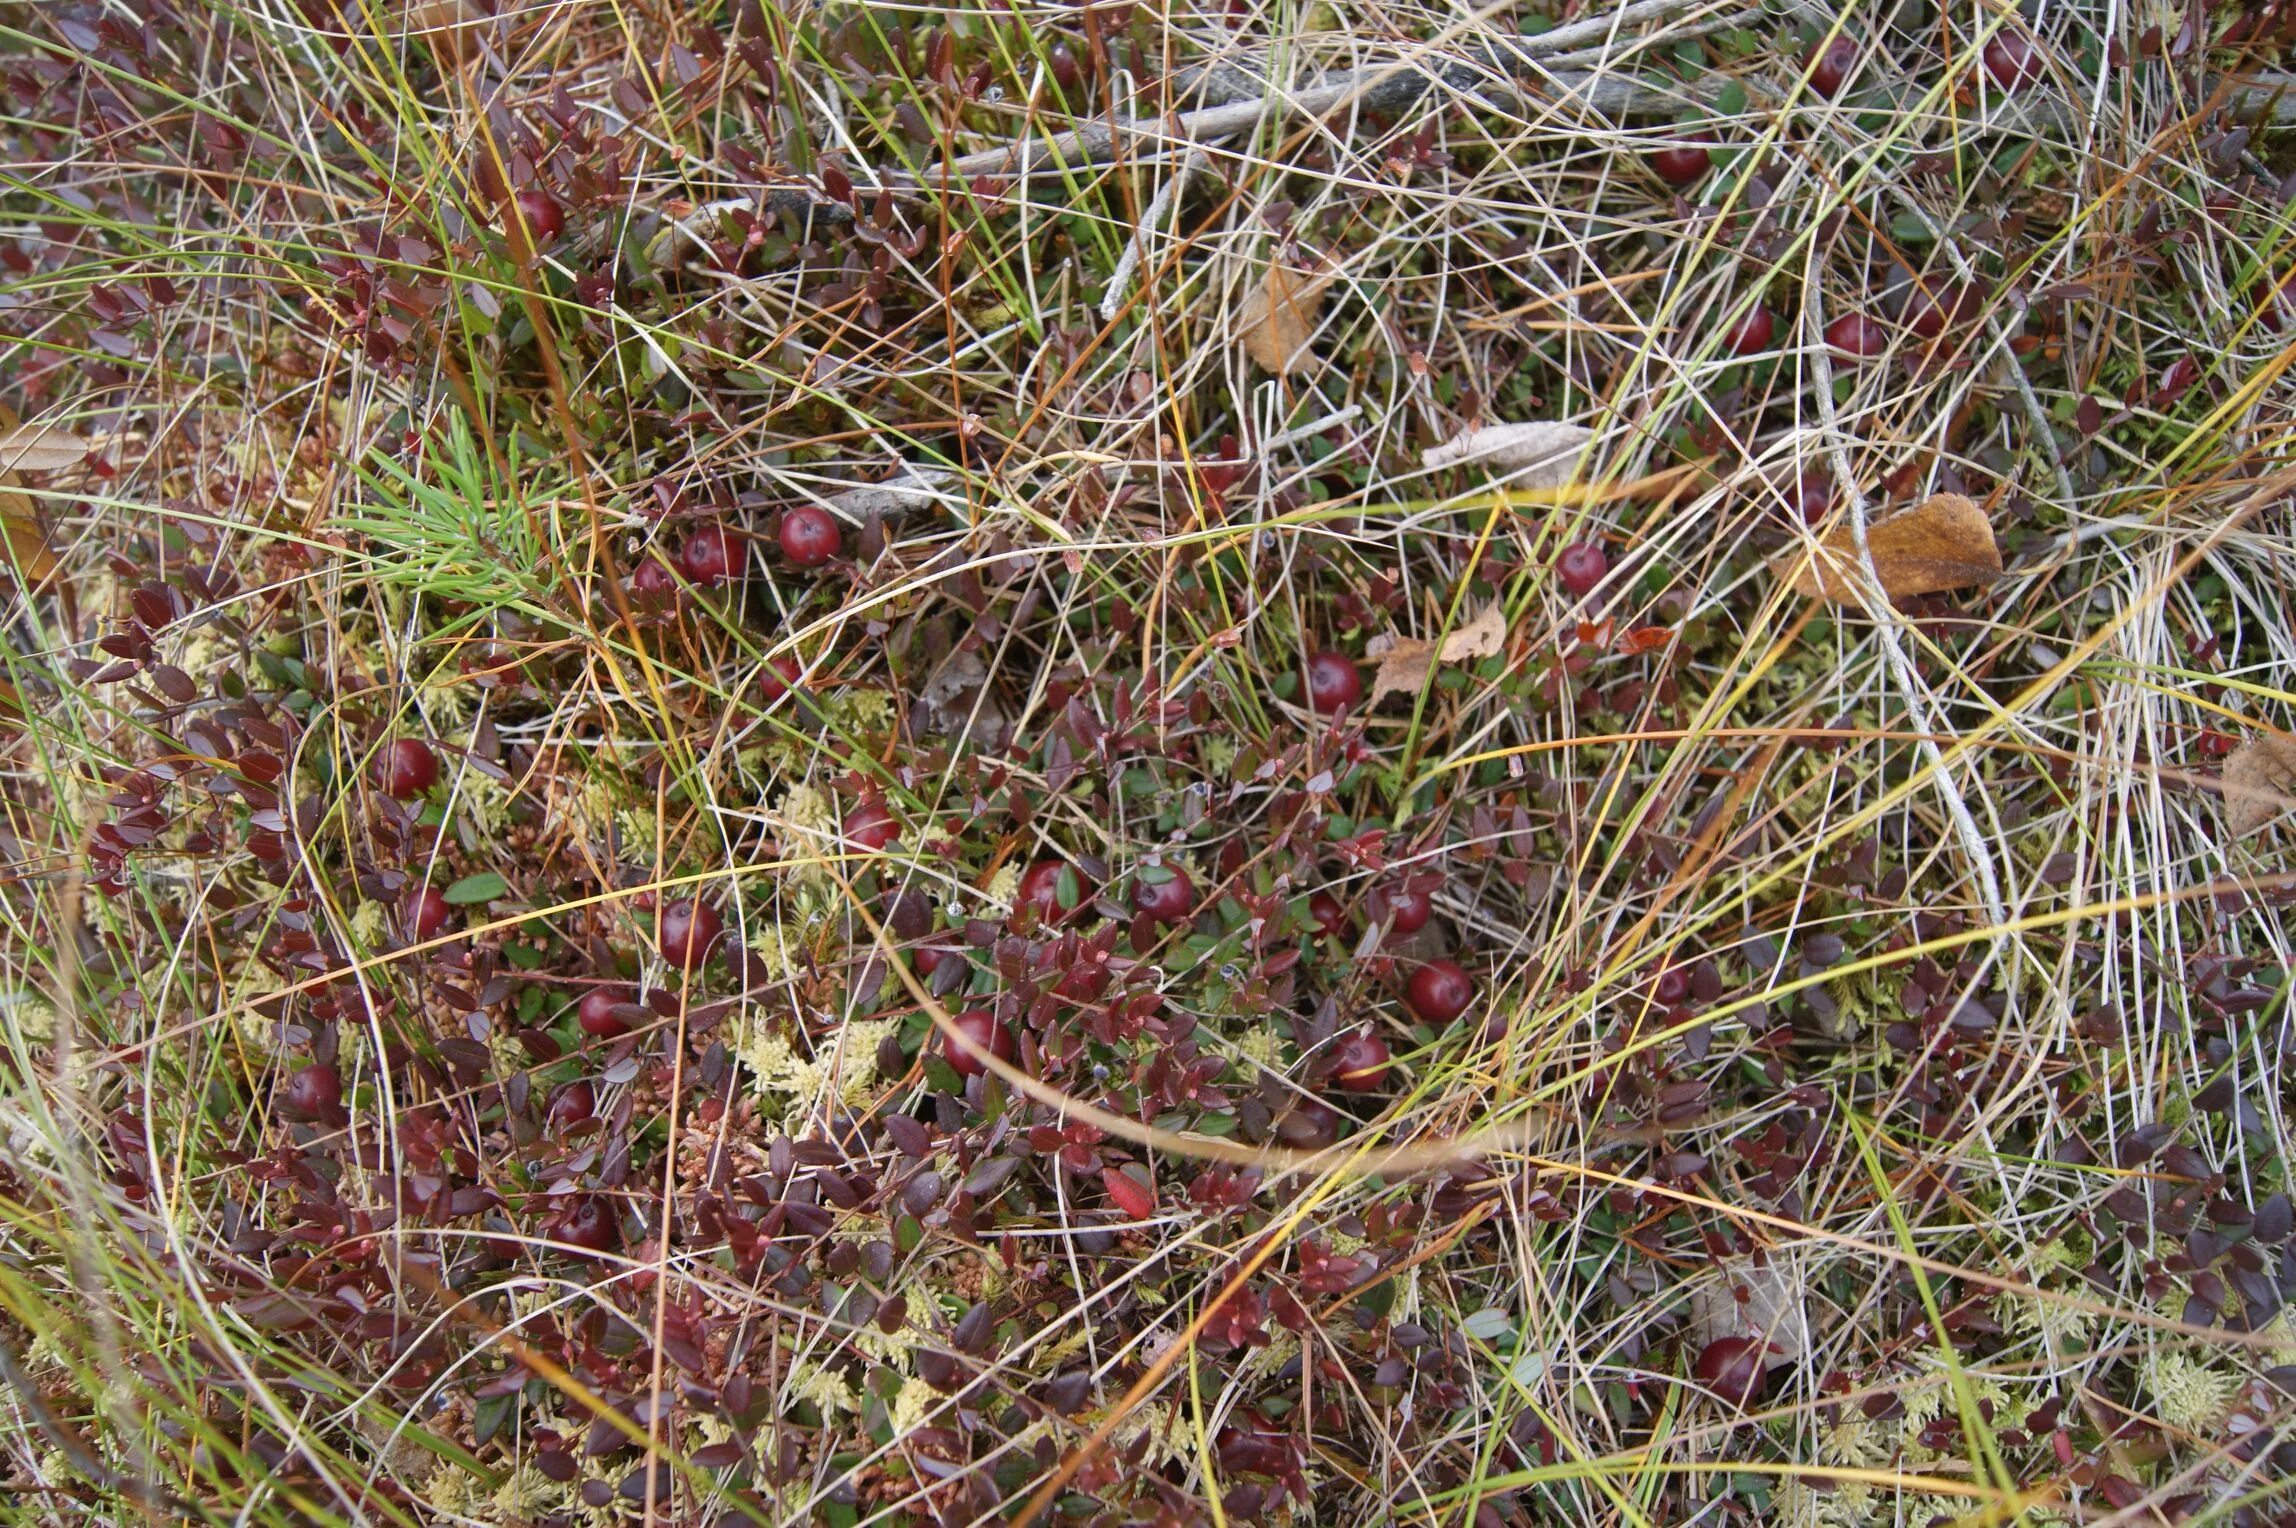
[2, 0, 2295, 1524]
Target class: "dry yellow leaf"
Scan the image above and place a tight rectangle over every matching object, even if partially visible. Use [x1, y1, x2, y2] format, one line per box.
[1238, 262, 1331, 374]
[0, 406, 69, 585]
[1365, 602, 1508, 706]
[2223, 732, 2296, 839]
[0, 421, 90, 475]
[1776, 491, 2002, 601]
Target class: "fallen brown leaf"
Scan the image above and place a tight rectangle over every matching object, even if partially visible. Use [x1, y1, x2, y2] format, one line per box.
[1364, 602, 1507, 706]
[1238, 262, 1331, 374]
[0, 421, 90, 475]
[1775, 491, 2002, 601]
[2223, 732, 2296, 839]
[0, 407, 74, 584]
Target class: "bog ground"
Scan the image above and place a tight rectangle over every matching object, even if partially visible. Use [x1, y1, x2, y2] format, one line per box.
[2, 0, 2295, 1524]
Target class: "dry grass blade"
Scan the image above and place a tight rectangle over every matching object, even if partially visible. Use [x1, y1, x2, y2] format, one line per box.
[1776, 491, 2003, 600]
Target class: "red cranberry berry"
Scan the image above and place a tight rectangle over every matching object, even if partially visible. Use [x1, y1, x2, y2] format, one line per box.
[941, 1009, 1016, 1078]
[1804, 35, 1859, 96]
[1726, 306, 1776, 357]
[1555, 541, 1608, 598]
[547, 1079, 596, 1128]
[679, 526, 743, 586]
[1653, 967, 1690, 1005]
[1307, 891, 1349, 937]
[1981, 32, 2042, 91]
[1301, 651, 1362, 715]
[405, 886, 453, 942]
[1331, 1029, 1392, 1091]
[657, 900, 722, 969]
[1825, 312, 1888, 361]
[556, 1195, 618, 1255]
[1131, 866, 1196, 926]
[1651, 134, 1714, 187]
[376, 738, 438, 798]
[510, 188, 564, 246]
[759, 653, 803, 702]
[1406, 959, 1476, 1024]
[282, 1062, 343, 1120]
[1371, 882, 1433, 935]
[779, 505, 842, 567]
[843, 794, 900, 851]
[913, 943, 955, 976]
[578, 986, 632, 1038]
[1902, 280, 1973, 341]
[631, 555, 679, 604]
[1693, 1337, 1777, 1405]
[1016, 859, 1090, 923]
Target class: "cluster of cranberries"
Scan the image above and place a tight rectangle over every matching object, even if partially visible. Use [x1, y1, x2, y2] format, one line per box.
[630, 501, 848, 608]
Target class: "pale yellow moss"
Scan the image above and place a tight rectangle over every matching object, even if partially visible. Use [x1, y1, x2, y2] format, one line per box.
[1110, 1399, 1184, 1466]
[574, 773, 621, 835]
[981, 861, 1022, 911]
[734, 921, 798, 983]
[763, 689, 895, 774]
[735, 1015, 898, 1119]
[455, 768, 516, 836]
[2, 992, 56, 1046]
[1233, 1023, 1284, 1076]
[1199, 734, 1241, 777]
[1992, 1290, 2093, 1352]
[417, 676, 477, 732]
[174, 623, 237, 678]
[423, 1462, 483, 1517]
[2149, 1352, 2238, 1432]
[889, 1375, 942, 1435]
[488, 1464, 576, 1521]
[348, 900, 389, 951]
[788, 1362, 861, 1416]
[1820, 1417, 1891, 1469]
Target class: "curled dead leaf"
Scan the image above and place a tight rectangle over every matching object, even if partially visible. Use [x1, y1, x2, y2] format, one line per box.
[1364, 602, 1508, 706]
[2223, 732, 2296, 840]
[1423, 421, 1595, 489]
[1238, 262, 1332, 374]
[1775, 491, 2002, 601]
[0, 422, 90, 475]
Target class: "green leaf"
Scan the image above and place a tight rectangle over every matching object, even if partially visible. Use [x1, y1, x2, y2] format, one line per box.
[443, 871, 509, 905]
[1714, 79, 1748, 116]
